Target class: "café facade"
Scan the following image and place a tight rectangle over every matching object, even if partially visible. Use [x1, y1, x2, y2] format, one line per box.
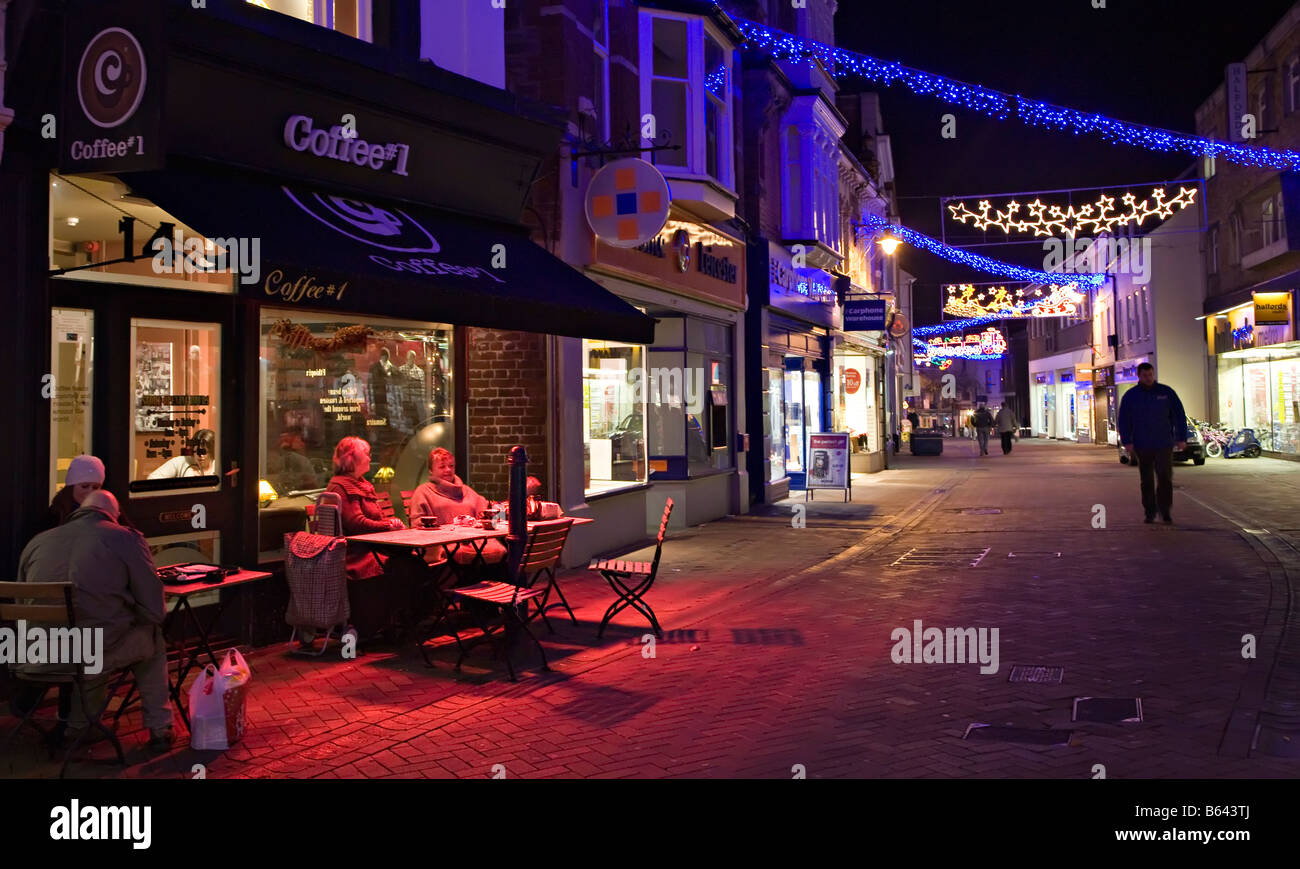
[0, 0, 655, 591]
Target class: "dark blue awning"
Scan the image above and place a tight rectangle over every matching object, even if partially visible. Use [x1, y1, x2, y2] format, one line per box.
[125, 165, 657, 344]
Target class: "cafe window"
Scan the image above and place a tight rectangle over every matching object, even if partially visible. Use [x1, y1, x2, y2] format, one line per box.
[584, 340, 648, 495]
[49, 308, 94, 499]
[128, 319, 222, 496]
[247, 0, 372, 41]
[258, 310, 454, 558]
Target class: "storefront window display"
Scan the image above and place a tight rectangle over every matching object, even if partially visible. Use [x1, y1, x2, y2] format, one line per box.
[1217, 348, 1300, 453]
[49, 308, 94, 499]
[257, 310, 453, 555]
[784, 370, 805, 474]
[834, 354, 875, 452]
[766, 368, 785, 483]
[128, 319, 221, 493]
[584, 340, 648, 494]
[1075, 383, 1092, 441]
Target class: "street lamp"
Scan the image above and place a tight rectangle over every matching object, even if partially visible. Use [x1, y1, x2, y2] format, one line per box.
[877, 235, 901, 256]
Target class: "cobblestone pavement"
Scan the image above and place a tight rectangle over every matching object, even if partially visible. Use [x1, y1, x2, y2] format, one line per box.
[6, 438, 1300, 779]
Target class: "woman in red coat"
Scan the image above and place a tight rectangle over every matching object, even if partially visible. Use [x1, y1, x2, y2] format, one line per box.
[326, 436, 403, 580]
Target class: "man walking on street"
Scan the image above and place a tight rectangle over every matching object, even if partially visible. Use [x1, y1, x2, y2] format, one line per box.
[972, 404, 994, 455]
[1117, 362, 1187, 524]
[995, 404, 1017, 454]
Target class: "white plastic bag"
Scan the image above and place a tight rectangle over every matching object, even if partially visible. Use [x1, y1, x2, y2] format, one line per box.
[188, 651, 252, 750]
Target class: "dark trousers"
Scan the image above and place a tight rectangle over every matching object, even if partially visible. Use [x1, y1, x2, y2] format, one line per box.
[1135, 448, 1174, 517]
[1000, 432, 1013, 454]
[976, 430, 990, 454]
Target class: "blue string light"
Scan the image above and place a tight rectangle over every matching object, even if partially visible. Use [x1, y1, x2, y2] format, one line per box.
[731, 16, 1300, 171]
[859, 215, 1108, 287]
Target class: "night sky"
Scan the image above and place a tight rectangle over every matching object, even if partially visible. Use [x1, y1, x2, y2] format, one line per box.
[833, 0, 1298, 324]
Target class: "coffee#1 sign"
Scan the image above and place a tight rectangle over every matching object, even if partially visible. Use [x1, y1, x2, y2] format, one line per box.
[61, 0, 165, 173]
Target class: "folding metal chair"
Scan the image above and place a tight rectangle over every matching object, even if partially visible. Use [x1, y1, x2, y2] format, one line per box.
[590, 498, 673, 639]
[0, 581, 132, 777]
[440, 525, 570, 680]
[517, 518, 577, 631]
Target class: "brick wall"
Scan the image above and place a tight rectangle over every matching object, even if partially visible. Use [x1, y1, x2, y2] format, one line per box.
[465, 329, 548, 500]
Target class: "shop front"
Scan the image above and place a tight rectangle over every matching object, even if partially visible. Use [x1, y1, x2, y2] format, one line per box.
[1029, 347, 1091, 440]
[1031, 371, 1056, 437]
[22, 1, 656, 583]
[832, 335, 886, 473]
[746, 241, 835, 500]
[570, 211, 746, 555]
[1209, 292, 1299, 455]
[1073, 365, 1094, 444]
[1092, 365, 1117, 445]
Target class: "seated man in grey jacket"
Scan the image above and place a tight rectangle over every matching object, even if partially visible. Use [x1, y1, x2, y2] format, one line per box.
[16, 490, 174, 750]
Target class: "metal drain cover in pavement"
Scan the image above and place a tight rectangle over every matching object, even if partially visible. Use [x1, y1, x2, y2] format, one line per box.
[1073, 697, 1143, 723]
[891, 547, 991, 568]
[1008, 665, 1064, 684]
[963, 724, 1073, 745]
[962, 508, 1002, 515]
[1008, 551, 1061, 558]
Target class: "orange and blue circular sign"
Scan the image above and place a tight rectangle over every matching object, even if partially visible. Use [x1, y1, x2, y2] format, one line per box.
[585, 158, 671, 248]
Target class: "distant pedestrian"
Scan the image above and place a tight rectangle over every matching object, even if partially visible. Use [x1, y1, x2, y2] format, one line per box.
[995, 404, 1017, 454]
[907, 410, 920, 431]
[971, 404, 994, 455]
[1117, 362, 1187, 524]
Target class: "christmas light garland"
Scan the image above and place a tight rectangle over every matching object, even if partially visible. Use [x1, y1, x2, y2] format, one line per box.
[858, 215, 1108, 287]
[912, 327, 1008, 361]
[731, 17, 1300, 171]
[946, 186, 1199, 238]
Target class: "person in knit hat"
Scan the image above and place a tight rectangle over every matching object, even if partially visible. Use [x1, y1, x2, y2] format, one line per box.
[45, 455, 134, 530]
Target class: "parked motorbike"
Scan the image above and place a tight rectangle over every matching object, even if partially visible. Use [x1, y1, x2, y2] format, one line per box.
[1222, 428, 1263, 459]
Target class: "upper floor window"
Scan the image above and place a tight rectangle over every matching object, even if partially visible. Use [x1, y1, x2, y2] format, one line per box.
[592, 0, 610, 142]
[249, 0, 372, 41]
[1262, 196, 1278, 247]
[1208, 225, 1219, 274]
[1203, 155, 1216, 179]
[1230, 213, 1243, 262]
[1257, 76, 1272, 130]
[1289, 57, 1300, 113]
[640, 12, 734, 188]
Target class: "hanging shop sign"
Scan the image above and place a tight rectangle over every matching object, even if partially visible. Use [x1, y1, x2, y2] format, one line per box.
[1254, 291, 1292, 326]
[1226, 63, 1249, 144]
[585, 158, 672, 248]
[60, 0, 165, 173]
[805, 432, 851, 501]
[1093, 366, 1114, 388]
[843, 298, 888, 331]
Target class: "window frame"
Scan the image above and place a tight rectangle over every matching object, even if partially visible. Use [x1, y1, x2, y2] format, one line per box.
[638, 9, 735, 191]
[593, 0, 611, 143]
[1289, 56, 1300, 113]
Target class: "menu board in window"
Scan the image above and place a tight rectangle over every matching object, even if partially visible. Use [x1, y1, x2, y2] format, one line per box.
[129, 320, 221, 492]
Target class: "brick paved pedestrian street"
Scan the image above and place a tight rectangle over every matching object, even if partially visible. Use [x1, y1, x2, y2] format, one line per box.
[7, 439, 1300, 779]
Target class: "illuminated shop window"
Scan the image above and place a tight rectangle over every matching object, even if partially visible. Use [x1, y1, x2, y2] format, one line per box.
[248, 0, 372, 42]
[583, 340, 648, 495]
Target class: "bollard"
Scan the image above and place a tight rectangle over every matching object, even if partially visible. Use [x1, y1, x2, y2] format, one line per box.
[507, 446, 528, 580]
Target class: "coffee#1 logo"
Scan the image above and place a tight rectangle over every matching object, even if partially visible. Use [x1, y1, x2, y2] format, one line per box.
[78, 27, 147, 129]
[282, 188, 440, 253]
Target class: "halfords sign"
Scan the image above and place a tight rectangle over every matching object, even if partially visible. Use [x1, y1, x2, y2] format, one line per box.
[1254, 291, 1292, 326]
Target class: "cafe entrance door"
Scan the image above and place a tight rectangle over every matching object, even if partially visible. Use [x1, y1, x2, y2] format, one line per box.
[50, 281, 244, 567]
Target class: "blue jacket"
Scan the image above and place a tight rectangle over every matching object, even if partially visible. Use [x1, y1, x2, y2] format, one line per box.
[1117, 383, 1187, 450]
